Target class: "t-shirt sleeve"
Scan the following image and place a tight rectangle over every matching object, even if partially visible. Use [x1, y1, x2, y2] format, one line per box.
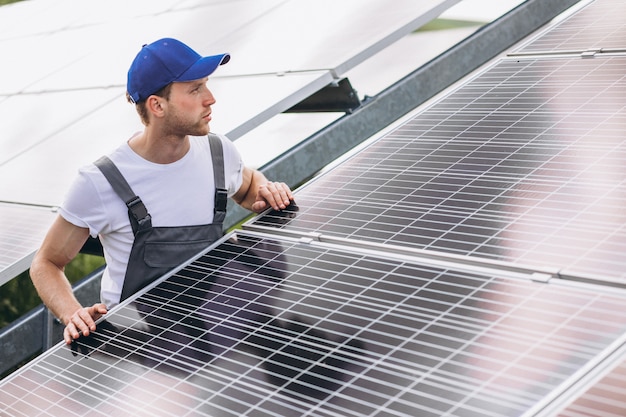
[58, 166, 109, 238]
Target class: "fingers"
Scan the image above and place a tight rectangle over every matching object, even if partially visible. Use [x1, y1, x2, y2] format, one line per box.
[64, 325, 79, 345]
[255, 181, 294, 212]
[64, 304, 108, 344]
[92, 303, 108, 317]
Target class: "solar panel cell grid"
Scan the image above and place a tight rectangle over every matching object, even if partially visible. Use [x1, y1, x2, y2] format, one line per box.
[515, 0, 626, 54]
[248, 55, 626, 285]
[2, 232, 626, 416]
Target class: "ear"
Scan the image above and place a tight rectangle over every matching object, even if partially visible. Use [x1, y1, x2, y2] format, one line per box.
[147, 96, 166, 117]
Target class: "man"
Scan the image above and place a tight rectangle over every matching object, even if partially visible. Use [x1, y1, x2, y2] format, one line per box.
[30, 38, 294, 345]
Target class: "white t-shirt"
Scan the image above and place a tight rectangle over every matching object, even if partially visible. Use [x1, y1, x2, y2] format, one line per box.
[60, 133, 244, 307]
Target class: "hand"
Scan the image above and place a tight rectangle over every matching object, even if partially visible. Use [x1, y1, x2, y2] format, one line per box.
[251, 181, 294, 213]
[63, 303, 108, 344]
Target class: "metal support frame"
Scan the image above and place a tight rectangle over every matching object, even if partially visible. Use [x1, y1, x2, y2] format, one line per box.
[284, 77, 361, 114]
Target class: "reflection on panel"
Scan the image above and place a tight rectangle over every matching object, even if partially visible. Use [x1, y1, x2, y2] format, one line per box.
[0, 203, 57, 286]
[0, 89, 122, 167]
[514, 0, 626, 54]
[0, 0, 283, 95]
[2, 231, 626, 416]
[248, 55, 626, 286]
[558, 351, 626, 416]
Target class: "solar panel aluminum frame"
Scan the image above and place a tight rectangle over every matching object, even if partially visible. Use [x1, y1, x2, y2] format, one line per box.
[526, 336, 626, 417]
[244, 210, 562, 284]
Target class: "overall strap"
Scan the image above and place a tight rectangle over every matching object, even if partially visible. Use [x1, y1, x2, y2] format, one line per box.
[208, 133, 227, 223]
[94, 156, 152, 235]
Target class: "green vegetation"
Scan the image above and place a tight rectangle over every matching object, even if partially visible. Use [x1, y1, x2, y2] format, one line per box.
[0, 0, 23, 6]
[0, 254, 105, 328]
[416, 18, 484, 32]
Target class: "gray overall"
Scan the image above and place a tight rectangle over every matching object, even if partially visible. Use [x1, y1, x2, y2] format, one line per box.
[94, 134, 227, 302]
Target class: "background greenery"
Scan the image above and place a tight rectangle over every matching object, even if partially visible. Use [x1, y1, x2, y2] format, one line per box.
[0, 254, 105, 328]
[0, 254, 105, 379]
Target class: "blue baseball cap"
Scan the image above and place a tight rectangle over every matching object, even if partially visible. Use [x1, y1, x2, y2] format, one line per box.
[127, 38, 230, 103]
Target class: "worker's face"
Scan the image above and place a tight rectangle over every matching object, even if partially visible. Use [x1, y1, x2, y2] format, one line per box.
[163, 77, 216, 136]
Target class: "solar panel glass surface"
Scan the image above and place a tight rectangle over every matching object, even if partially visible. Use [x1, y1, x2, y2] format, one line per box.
[2, 231, 626, 416]
[248, 55, 626, 286]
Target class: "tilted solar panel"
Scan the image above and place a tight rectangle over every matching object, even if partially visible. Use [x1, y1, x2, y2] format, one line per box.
[246, 55, 626, 286]
[2, 231, 626, 416]
[0, 203, 56, 286]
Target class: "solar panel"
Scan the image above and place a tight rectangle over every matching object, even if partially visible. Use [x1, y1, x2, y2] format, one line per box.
[513, 0, 626, 55]
[2, 230, 626, 416]
[0, 203, 56, 286]
[246, 54, 626, 287]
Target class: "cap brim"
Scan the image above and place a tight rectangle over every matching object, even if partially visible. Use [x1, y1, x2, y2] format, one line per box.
[176, 53, 230, 82]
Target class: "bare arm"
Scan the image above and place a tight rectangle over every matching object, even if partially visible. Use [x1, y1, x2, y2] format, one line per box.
[30, 215, 107, 344]
[232, 166, 294, 213]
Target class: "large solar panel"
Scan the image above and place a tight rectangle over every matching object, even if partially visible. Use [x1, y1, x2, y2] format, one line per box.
[246, 54, 626, 287]
[2, 231, 626, 416]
